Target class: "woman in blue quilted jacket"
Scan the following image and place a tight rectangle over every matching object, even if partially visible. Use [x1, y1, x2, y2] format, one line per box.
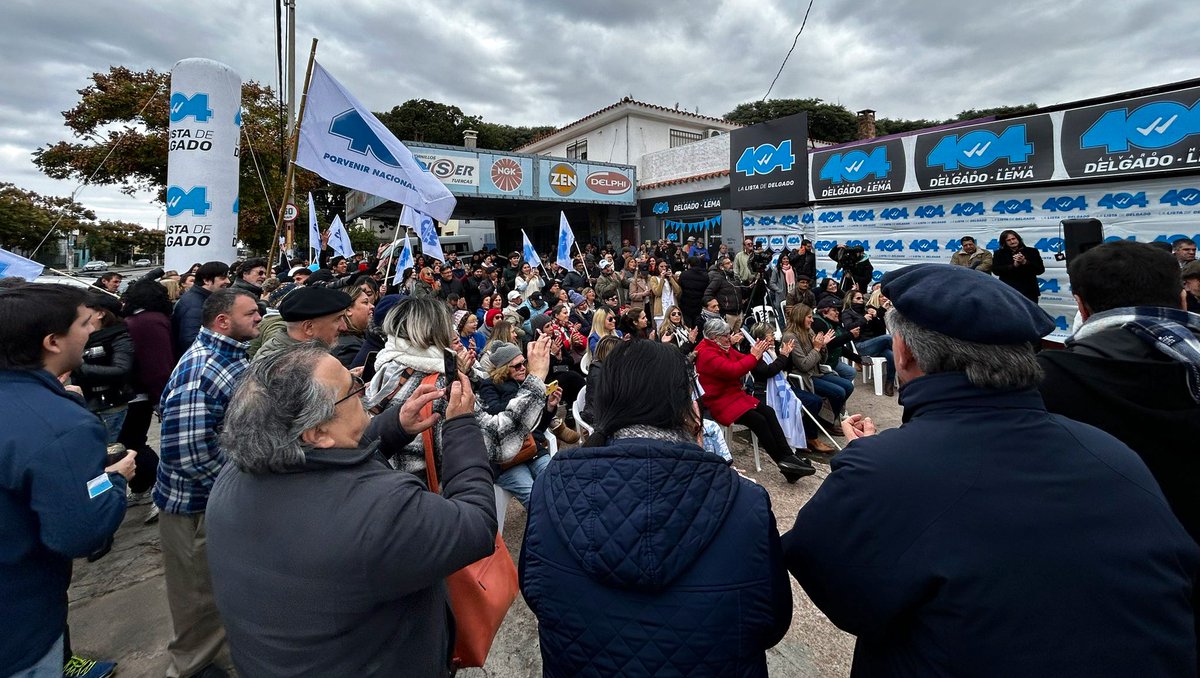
[519, 340, 792, 677]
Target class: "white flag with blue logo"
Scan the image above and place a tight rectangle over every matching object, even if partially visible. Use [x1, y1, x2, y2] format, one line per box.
[402, 204, 444, 263]
[0, 246, 44, 280]
[308, 192, 321, 259]
[295, 61, 456, 223]
[522, 230, 541, 270]
[394, 233, 414, 276]
[328, 215, 355, 258]
[556, 211, 575, 269]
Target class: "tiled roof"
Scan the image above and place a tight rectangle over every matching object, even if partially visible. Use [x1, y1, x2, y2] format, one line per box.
[638, 169, 730, 191]
[518, 97, 740, 150]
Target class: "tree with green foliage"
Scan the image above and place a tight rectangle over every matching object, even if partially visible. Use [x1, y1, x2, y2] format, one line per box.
[476, 121, 557, 151]
[725, 98, 1041, 140]
[0, 182, 96, 254]
[724, 98, 859, 143]
[33, 66, 335, 254]
[376, 99, 480, 146]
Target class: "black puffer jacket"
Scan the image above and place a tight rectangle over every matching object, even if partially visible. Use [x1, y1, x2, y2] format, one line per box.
[678, 265, 711, 324]
[73, 323, 136, 412]
[705, 269, 741, 316]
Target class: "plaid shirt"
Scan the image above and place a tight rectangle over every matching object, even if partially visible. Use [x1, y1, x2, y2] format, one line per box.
[153, 327, 250, 514]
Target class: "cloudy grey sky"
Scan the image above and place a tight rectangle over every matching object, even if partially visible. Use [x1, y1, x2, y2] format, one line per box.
[2, 0, 1197, 228]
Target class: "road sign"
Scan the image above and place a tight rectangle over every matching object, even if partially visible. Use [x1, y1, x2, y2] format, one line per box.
[282, 203, 299, 221]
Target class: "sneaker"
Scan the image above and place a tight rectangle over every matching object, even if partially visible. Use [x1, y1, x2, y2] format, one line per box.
[126, 490, 153, 506]
[777, 454, 816, 481]
[63, 655, 116, 678]
[143, 504, 160, 525]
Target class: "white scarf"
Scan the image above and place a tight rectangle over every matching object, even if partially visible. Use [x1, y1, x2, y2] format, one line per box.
[364, 336, 447, 408]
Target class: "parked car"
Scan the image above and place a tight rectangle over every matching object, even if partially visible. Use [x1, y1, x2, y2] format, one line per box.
[33, 274, 93, 290]
[82, 260, 108, 271]
[134, 258, 152, 267]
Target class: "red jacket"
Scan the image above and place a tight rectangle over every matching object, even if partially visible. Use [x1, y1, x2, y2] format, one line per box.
[696, 338, 759, 426]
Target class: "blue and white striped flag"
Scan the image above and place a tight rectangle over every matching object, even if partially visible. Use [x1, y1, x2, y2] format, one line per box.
[521, 230, 542, 270]
[0, 246, 44, 280]
[556, 211, 575, 269]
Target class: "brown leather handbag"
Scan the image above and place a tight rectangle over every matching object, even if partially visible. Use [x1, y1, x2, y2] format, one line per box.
[419, 375, 519, 668]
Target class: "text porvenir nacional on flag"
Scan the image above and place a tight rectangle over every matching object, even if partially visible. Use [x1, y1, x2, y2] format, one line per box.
[295, 62, 456, 223]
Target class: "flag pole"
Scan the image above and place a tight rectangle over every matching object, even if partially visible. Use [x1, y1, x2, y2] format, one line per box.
[573, 240, 591, 280]
[381, 218, 403, 289]
[267, 37, 318, 270]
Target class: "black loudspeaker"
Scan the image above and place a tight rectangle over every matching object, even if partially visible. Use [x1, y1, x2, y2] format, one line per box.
[1061, 218, 1104, 261]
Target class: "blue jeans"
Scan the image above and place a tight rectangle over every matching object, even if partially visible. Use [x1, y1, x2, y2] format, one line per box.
[497, 453, 552, 508]
[854, 335, 896, 382]
[812, 373, 854, 415]
[833, 360, 857, 382]
[9, 633, 62, 678]
[97, 408, 128, 445]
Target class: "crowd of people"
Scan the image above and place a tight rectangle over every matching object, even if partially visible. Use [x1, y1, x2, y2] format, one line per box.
[1, 228, 1199, 677]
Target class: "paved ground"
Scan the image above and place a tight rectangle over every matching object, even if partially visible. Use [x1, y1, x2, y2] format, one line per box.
[66, 372, 902, 677]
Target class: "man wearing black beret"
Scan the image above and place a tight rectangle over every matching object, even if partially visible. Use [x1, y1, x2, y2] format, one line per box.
[254, 286, 352, 363]
[782, 263, 1199, 677]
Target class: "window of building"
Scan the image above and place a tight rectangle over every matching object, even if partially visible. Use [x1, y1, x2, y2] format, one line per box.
[566, 139, 588, 160]
[670, 129, 704, 148]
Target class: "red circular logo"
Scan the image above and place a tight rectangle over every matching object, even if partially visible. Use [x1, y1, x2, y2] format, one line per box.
[491, 158, 523, 192]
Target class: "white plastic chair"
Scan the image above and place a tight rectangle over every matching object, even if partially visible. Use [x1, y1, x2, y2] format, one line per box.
[749, 304, 782, 336]
[580, 350, 592, 375]
[572, 385, 594, 437]
[849, 340, 885, 396]
[721, 423, 762, 473]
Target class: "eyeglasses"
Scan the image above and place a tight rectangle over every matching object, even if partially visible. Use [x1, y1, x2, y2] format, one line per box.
[335, 374, 368, 407]
[670, 311, 682, 316]
[510, 360, 527, 370]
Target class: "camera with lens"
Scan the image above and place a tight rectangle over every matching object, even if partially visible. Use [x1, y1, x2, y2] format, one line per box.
[749, 251, 773, 274]
[835, 245, 865, 268]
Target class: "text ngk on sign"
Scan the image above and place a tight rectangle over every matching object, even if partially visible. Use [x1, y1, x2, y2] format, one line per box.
[586, 171, 631, 195]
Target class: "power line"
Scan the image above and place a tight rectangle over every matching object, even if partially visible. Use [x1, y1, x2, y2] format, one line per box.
[762, 0, 817, 102]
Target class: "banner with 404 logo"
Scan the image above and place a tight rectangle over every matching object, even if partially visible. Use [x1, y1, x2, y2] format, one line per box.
[744, 175, 1200, 342]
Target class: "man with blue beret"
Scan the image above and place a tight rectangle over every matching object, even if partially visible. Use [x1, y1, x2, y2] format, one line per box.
[782, 263, 1199, 677]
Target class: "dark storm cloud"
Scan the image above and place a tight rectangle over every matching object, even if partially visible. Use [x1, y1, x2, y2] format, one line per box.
[0, 0, 1195, 226]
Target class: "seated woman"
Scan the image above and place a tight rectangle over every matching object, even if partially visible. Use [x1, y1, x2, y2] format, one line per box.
[587, 308, 622, 354]
[694, 318, 815, 482]
[580, 335, 621, 426]
[786, 303, 853, 435]
[618, 306, 654, 340]
[748, 322, 835, 455]
[478, 342, 562, 507]
[841, 290, 895, 396]
[520, 340, 793, 677]
[657, 305, 696, 353]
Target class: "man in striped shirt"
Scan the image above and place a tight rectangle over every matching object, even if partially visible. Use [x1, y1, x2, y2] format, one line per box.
[154, 288, 260, 678]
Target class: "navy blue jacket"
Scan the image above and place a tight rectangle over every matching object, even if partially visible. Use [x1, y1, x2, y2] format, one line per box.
[171, 285, 211, 357]
[783, 372, 1200, 677]
[0, 370, 128, 672]
[520, 437, 791, 677]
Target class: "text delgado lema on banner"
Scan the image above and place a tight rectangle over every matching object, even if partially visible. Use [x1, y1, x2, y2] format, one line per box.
[164, 58, 241, 272]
